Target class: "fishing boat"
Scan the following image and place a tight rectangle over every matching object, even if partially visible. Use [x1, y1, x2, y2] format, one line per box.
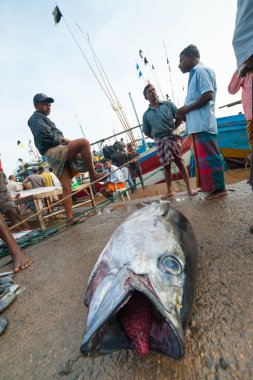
[216, 113, 250, 168]
[92, 112, 250, 187]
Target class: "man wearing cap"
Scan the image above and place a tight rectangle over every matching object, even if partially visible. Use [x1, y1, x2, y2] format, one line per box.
[28, 93, 103, 221]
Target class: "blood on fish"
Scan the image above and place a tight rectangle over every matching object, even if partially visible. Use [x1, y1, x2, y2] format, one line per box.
[120, 292, 151, 356]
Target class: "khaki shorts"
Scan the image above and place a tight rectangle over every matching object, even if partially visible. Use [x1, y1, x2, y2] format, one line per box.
[45, 145, 88, 178]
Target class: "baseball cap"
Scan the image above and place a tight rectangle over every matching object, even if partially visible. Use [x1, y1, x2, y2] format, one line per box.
[95, 163, 103, 172]
[33, 93, 54, 103]
[31, 166, 38, 173]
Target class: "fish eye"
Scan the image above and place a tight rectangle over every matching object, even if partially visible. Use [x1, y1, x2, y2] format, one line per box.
[158, 254, 182, 275]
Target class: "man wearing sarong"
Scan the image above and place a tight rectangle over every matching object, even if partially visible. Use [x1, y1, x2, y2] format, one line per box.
[228, 70, 253, 162]
[142, 84, 197, 200]
[28, 93, 103, 221]
[176, 45, 227, 200]
[232, 0, 253, 232]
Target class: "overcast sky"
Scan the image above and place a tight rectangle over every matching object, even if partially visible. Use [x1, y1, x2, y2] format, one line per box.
[1, 0, 240, 175]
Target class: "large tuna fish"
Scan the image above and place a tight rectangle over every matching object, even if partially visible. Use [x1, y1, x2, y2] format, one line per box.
[81, 202, 197, 358]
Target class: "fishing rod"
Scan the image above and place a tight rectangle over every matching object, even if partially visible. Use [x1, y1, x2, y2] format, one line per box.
[90, 124, 142, 146]
[75, 23, 135, 144]
[219, 100, 242, 109]
[138, 48, 165, 100]
[74, 113, 85, 137]
[163, 41, 176, 104]
[52, 6, 135, 144]
[76, 26, 133, 138]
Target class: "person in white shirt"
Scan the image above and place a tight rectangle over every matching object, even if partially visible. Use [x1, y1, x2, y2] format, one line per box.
[100, 160, 124, 199]
[7, 175, 23, 193]
[49, 167, 61, 188]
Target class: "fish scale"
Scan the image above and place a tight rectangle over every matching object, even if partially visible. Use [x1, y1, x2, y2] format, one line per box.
[121, 292, 151, 356]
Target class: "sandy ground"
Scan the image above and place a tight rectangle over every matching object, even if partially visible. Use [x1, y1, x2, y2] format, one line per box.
[0, 179, 253, 380]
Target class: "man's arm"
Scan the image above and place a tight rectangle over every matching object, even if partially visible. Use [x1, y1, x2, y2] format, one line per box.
[228, 70, 243, 94]
[142, 113, 153, 139]
[29, 115, 62, 147]
[22, 177, 30, 189]
[176, 92, 213, 119]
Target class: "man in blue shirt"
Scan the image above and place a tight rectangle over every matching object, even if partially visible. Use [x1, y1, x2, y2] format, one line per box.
[142, 84, 197, 199]
[176, 45, 227, 200]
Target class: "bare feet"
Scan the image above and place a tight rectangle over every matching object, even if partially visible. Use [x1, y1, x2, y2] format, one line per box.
[161, 191, 175, 200]
[188, 189, 198, 196]
[21, 223, 31, 231]
[205, 189, 228, 200]
[65, 217, 79, 226]
[12, 252, 32, 273]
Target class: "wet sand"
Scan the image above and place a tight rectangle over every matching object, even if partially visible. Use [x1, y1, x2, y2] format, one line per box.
[0, 179, 253, 380]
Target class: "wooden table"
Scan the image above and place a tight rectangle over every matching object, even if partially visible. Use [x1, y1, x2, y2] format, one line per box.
[15, 187, 63, 230]
[15, 184, 96, 230]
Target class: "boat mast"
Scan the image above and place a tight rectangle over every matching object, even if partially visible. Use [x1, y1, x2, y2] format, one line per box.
[128, 92, 147, 149]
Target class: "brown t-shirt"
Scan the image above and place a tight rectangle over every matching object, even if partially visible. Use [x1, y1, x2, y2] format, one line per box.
[27, 174, 45, 188]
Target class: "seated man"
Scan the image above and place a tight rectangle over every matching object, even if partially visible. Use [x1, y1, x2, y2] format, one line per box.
[100, 161, 125, 199]
[111, 145, 135, 192]
[0, 214, 32, 272]
[0, 169, 30, 232]
[38, 166, 54, 187]
[28, 93, 103, 220]
[23, 166, 45, 189]
[7, 175, 23, 193]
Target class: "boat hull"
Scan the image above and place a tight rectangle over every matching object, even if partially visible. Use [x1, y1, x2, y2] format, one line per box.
[138, 114, 250, 185]
[217, 114, 250, 168]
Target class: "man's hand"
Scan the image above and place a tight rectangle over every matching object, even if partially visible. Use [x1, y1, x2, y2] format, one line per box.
[60, 137, 71, 145]
[176, 105, 190, 119]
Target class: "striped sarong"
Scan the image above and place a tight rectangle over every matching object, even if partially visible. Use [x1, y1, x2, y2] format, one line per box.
[246, 120, 253, 149]
[154, 134, 182, 166]
[250, 139, 253, 190]
[191, 132, 225, 192]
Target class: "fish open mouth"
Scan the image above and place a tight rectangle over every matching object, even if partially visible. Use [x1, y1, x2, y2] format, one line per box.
[81, 275, 184, 359]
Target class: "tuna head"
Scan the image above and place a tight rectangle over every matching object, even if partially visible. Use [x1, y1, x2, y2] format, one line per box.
[81, 202, 197, 358]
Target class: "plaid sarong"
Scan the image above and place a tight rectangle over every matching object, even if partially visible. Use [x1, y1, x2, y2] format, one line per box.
[246, 120, 253, 149]
[44, 145, 68, 178]
[192, 132, 225, 192]
[154, 134, 182, 166]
